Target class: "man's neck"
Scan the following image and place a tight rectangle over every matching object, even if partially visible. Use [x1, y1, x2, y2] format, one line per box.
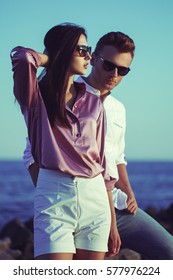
[83, 75, 110, 101]
[82, 75, 110, 99]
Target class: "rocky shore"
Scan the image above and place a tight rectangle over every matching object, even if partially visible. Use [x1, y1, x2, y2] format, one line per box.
[0, 204, 173, 260]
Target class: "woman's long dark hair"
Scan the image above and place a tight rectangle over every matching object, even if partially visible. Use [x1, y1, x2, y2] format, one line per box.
[39, 23, 87, 127]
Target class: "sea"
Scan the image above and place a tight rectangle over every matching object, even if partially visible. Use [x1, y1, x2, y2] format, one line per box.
[0, 160, 173, 229]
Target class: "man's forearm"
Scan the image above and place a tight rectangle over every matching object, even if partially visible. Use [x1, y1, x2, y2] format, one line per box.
[116, 164, 138, 214]
[115, 164, 134, 195]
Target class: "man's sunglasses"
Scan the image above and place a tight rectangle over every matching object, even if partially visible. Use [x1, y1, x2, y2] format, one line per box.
[96, 54, 130, 76]
[76, 45, 92, 57]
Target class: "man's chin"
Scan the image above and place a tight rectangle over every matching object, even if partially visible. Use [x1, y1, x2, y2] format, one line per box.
[105, 83, 117, 91]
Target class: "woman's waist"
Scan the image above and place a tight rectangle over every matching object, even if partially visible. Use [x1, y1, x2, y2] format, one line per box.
[38, 167, 104, 185]
[38, 159, 104, 179]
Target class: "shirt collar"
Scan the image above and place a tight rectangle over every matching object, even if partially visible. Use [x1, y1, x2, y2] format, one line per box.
[77, 76, 111, 101]
[77, 76, 101, 97]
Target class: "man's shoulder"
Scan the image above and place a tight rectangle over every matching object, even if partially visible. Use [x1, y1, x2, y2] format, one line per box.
[105, 95, 125, 112]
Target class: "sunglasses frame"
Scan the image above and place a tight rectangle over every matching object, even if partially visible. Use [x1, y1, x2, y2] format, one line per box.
[96, 54, 130, 76]
[76, 45, 92, 57]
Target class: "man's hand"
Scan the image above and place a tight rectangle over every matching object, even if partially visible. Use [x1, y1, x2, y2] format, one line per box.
[116, 164, 138, 214]
[126, 193, 138, 214]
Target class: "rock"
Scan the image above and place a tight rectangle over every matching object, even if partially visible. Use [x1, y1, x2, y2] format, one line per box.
[22, 240, 34, 260]
[0, 237, 22, 260]
[159, 204, 173, 224]
[9, 249, 22, 259]
[0, 219, 33, 250]
[0, 219, 34, 259]
[0, 250, 14, 260]
[25, 217, 34, 233]
[0, 249, 22, 260]
[165, 203, 173, 219]
[145, 206, 158, 219]
[0, 237, 11, 251]
[145, 204, 173, 236]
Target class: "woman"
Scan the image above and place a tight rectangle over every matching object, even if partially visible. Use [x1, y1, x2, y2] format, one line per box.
[11, 23, 116, 260]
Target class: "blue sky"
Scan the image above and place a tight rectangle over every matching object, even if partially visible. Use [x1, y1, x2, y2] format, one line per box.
[1, 0, 173, 161]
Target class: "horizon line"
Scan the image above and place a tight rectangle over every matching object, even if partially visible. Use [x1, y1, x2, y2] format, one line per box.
[0, 158, 173, 163]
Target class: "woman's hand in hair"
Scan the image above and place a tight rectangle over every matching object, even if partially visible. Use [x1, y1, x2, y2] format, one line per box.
[38, 51, 49, 67]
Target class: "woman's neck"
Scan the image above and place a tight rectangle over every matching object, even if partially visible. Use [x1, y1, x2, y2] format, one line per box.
[65, 78, 77, 109]
[66, 76, 74, 94]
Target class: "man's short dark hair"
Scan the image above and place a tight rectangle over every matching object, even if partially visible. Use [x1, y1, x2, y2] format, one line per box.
[95, 32, 135, 58]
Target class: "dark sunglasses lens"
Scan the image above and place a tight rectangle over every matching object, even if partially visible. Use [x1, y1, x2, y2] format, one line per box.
[103, 60, 130, 76]
[103, 61, 116, 71]
[118, 67, 130, 76]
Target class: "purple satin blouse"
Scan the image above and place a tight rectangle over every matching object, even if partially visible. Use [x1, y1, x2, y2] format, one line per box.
[11, 46, 116, 190]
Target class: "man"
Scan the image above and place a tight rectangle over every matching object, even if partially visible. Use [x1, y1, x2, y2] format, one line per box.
[24, 31, 173, 259]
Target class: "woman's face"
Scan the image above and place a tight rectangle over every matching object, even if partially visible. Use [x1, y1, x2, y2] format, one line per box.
[69, 34, 91, 76]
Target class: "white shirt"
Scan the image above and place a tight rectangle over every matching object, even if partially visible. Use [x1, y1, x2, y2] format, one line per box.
[23, 76, 128, 209]
[77, 77, 128, 209]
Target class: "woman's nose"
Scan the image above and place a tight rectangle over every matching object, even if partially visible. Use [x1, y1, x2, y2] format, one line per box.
[85, 52, 92, 60]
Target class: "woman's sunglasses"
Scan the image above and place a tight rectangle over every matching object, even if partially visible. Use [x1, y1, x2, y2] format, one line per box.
[96, 54, 130, 76]
[76, 45, 92, 57]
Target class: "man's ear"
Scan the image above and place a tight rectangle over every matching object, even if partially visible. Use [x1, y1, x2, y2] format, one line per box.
[90, 52, 96, 66]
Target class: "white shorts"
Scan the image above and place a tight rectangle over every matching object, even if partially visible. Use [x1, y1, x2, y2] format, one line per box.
[34, 169, 111, 257]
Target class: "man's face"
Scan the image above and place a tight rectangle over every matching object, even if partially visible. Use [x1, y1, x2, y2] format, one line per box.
[91, 45, 133, 94]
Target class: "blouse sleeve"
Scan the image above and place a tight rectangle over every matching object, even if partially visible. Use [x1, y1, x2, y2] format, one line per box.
[10, 46, 42, 110]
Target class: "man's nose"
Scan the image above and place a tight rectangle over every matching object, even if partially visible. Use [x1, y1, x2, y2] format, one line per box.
[112, 67, 118, 77]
